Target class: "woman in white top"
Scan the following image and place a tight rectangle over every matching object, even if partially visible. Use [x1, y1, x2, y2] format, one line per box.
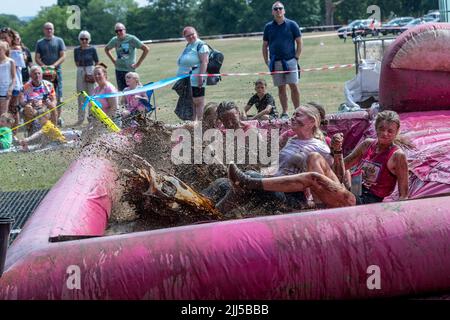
[9, 32, 26, 127]
[176, 26, 209, 121]
[213, 105, 337, 213]
[0, 41, 16, 115]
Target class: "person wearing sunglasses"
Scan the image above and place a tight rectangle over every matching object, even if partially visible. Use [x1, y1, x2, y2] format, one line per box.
[262, 1, 303, 120]
[74, 30, 99, 126]
[35, 22, 66, 127]
[105, 23, 149, 91]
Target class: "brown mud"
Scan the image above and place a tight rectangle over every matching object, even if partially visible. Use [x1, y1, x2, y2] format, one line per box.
[83, 118, 302, 236]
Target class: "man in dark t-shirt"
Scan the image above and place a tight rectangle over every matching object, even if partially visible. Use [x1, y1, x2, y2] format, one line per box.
[35, 22, 66, 126]
[262, 2, 302, 119]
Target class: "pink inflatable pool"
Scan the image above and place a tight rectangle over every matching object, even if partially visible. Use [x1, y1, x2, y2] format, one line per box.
[1, 23, 450, 299]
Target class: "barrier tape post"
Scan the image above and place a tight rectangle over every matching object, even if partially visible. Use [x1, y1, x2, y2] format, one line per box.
[1, 63, 354, 139]
[81, 91, 121, 133]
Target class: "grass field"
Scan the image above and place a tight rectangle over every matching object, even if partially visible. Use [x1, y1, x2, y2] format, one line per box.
[0, 32, 356, 192]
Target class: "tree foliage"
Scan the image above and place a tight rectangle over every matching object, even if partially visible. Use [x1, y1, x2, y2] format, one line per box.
[3, 0, 440, 47]
[0, 14, 26, 31]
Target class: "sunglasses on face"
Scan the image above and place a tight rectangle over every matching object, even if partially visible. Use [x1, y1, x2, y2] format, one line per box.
[80, 38, 88, 41]
[115, 29, 125, 33]
[273, 7, 284, 11]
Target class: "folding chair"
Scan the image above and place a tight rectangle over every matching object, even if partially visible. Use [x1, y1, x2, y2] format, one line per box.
[142, 82, 157, 120]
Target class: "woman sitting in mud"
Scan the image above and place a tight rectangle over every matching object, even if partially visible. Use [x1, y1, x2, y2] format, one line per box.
[216, 100, 259, 131]
[207, 104, 334, 213]
[225, 110, 409, 209]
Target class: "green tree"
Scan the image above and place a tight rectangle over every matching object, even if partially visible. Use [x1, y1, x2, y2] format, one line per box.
[244, 0, 322, 33]
[57, 0, 91, 6]
[127, 0, 197, 40]
[242, 0, 274, 32]
[20, 5, 80, 48]
[197, 0, 251, 35]
[0, 14, 25, 32]
[284, 0, 322, 26]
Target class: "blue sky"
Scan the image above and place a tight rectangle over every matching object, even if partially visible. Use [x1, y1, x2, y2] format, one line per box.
[2, 0, 149, 17]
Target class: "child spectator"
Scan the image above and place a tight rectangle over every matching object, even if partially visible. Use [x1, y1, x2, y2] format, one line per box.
[19, 108, 79, 151]
[120, 71, 149, 126]
[0, 113, 14, 151]
[243, 79, 278, 121]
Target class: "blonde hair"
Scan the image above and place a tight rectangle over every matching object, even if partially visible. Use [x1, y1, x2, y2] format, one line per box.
[0, 40, 10, 55]
[125, 72, 142, 85]
[203, 102, 218, 117]
[296, 105, 324, 141]
[375, 110, 414, 149]
[375, 110, 400, 130]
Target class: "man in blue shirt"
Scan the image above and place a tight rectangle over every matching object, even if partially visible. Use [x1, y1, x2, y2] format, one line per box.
[262, 2, 303, 119]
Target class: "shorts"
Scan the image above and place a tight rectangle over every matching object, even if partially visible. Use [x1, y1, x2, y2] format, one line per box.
[272, 58, 299, 87]
[354, 186, 384, 205]
[192, 86, 205, 98]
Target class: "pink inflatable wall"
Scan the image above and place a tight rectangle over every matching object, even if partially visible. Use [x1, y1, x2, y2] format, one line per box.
[1, 151, 450, 299]
[379, 23, 450, 113]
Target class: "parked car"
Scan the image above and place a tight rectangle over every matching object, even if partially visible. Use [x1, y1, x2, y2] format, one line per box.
[399, 17, 437, 33]
[337, 19, 365, 38]
[379, 17, 415, 35]
[424, 10, 440, 20]
[337, 19, 380, 38]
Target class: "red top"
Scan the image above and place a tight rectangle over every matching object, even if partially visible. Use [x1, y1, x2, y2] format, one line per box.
[358, 141, 399, 198]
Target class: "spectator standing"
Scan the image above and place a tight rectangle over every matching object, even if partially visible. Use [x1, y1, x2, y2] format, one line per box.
[0, 41, 16, 116]
[10, 32, 26, 128]
[176, 26, 209, 121]
[35, 22, 66, 126]
[0, 27, 14, 47]
[74, 30, 99, 126]
[14, 33, 33, 83]
[262, 1, 302, 119]
[105, 23, 149, 91]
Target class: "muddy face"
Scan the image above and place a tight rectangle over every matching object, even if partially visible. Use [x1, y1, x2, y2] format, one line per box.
[376, 120, 399, 146]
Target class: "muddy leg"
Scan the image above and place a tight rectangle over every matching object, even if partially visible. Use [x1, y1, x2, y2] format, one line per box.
[261, 172, 355, 208]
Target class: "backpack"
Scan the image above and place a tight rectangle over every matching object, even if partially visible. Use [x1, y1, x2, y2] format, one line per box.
[197, 42, 224, 86]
